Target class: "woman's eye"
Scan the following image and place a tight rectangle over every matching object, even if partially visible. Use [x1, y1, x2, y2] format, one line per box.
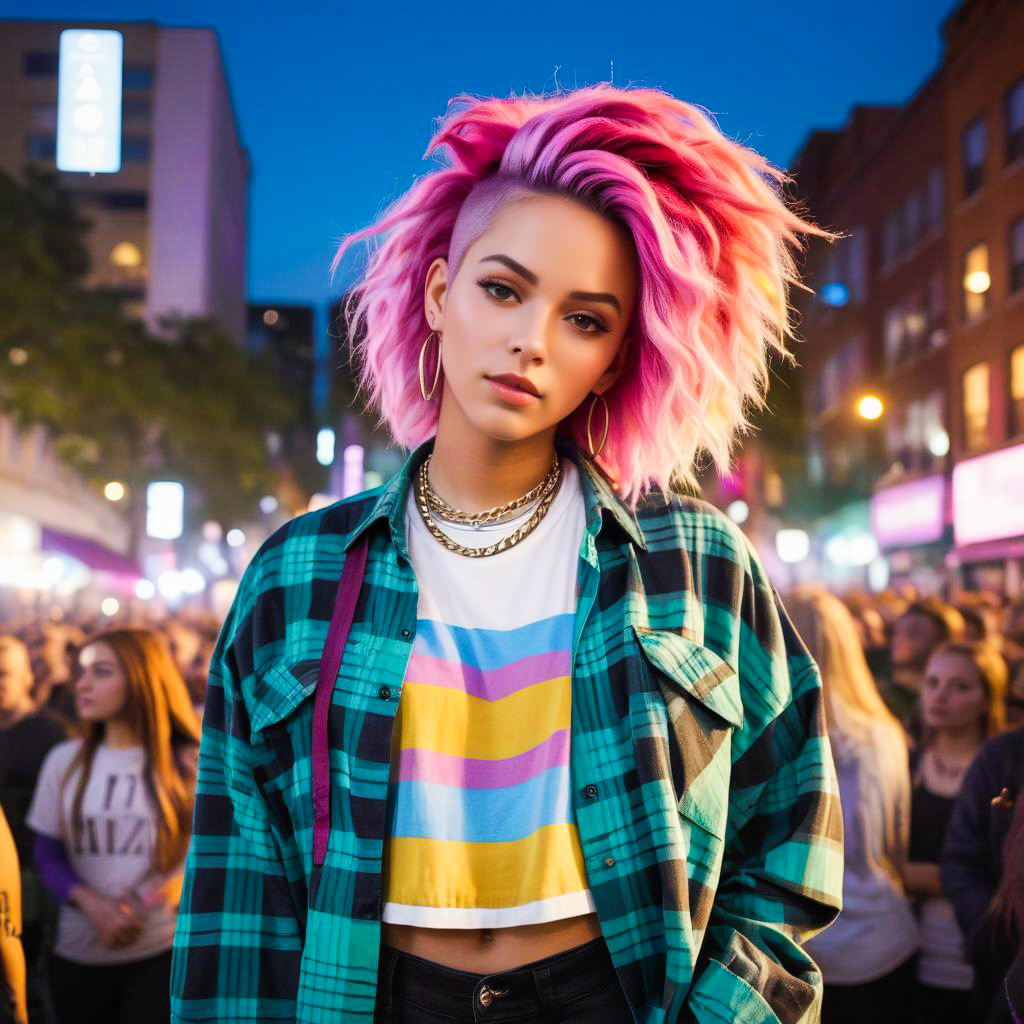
[569, 313, 607, 334]
[478, 278, 516, 301]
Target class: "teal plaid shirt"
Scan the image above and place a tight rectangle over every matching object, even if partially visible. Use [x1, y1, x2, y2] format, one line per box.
[171, 437, 842, 1023]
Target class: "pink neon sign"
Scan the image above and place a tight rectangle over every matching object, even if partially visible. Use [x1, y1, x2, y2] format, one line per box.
[871, 475, 946, 548]
[953, 443, 1024, 546]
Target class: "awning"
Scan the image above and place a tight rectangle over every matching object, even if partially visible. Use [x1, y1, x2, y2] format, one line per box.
[41, 526, 142, 578]
[946, 536, 1024, 567]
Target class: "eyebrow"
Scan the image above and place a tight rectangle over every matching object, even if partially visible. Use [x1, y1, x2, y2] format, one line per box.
[478, 254, 622, 314]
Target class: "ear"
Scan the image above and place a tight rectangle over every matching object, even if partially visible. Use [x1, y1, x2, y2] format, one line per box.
[594, 336, 631, 395]
[424, 257, 449, 329]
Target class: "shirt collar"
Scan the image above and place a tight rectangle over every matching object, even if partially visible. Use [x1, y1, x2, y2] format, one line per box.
[344, 434, 647, 557]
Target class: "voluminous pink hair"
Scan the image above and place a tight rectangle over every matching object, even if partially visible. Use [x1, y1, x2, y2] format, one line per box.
[331, 85, 829, 504]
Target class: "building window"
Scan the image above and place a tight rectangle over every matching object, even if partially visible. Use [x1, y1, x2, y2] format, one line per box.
[122, 137, 151, 163]
[25, 134, 56, 160]
[28, 104, 57, 132]
[963, 362, 990, 453]
[23, 51, 58, 76]
[1007, 78, 1024, 165]
[1011, 217, 1024, 295]
[1010, 345, 1024, 438]
[882, 210, 901, 268]
[963, 243, 991, 322]
[962, 115, 987, 198]
[123, 64, 153, 90]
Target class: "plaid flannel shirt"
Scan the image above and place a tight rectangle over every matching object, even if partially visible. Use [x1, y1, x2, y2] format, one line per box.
[171, 437, 842, 1023]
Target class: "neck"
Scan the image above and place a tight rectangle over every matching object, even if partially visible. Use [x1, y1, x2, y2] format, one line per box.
[429, 409, 558, 513]
[931, 725, 983, 759]
[103, 718, 140, 749]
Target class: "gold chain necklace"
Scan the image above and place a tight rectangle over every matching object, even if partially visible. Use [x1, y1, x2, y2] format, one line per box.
[421, 453, 559, 526]
[414, 459, 561, 558]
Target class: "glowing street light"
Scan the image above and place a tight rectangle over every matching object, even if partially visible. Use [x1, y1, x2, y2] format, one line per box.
[857, 395, 884, 421]
[104, 481, 126, 502]
[963, 270, 991, 294]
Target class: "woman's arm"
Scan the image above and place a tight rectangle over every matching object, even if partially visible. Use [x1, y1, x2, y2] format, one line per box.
[684, 525, 843, 1024]
[0, 808, 27, 1024]
[902, 861, 942, 896]
[33, 834, 143, 949]
[170, 564, 304, 1024]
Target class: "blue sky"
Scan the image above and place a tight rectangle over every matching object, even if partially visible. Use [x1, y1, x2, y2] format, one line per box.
[5, 0, 960, 310]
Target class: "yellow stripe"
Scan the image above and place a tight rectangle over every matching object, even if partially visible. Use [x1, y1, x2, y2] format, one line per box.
[384, 824, 590, 908]
[396, 677, 570, 760]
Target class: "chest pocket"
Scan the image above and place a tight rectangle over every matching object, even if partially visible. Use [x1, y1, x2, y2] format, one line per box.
[633, 626, 742, 840]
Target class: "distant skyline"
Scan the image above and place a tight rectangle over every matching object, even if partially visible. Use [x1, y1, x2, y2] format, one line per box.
[4, 0, 960, 311]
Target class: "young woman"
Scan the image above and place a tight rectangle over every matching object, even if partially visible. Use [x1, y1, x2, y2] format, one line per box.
[787, 587, 919, 1024]
[902, 640, 1007, 1024]
[172, 84, 843, 1023]
[27, 629, 200, 1024]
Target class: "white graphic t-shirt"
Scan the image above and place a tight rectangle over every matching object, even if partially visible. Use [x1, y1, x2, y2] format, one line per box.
[27, 739, 181, 964]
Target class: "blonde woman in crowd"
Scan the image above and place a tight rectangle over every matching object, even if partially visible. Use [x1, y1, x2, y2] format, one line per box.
[787, 585, 920, 1024]
[903, 639, 1007, 1024]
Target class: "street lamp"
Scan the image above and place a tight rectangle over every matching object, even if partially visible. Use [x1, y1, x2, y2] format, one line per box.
[856, 394, 884, 421]
[104, 481, 126, 501]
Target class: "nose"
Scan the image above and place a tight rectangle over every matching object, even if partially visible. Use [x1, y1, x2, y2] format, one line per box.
[508, 308, 554, 363]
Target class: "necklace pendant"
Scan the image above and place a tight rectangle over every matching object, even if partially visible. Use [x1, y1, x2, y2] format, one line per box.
[472, 520, 481, 531]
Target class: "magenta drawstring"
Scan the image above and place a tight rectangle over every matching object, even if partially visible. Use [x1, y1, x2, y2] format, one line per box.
[312, 536, 368, 867]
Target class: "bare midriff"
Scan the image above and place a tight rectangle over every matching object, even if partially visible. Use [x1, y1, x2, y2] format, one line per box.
[381, 912, 604, 973]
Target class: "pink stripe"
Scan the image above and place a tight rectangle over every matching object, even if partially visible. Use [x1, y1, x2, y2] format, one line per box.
[396, 730, 570, 788]
[404, 650, 570, 700]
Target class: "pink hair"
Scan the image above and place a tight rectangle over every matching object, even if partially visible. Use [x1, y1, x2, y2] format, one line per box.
[331, 85, 830, 505]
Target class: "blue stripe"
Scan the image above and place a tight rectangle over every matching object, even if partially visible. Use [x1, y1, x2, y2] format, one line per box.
[388, 765, 573, 843]
[414, 614, 574, 671]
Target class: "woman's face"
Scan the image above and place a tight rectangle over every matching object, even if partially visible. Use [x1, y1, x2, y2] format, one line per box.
[920, 649, 988, 734]
[424, 193, 637, 448]
[75, 641, 128, 723]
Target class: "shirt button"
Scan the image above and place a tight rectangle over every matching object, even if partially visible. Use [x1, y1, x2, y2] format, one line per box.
[584, 784, 599, 800]
[400, 629, 411, 639]
[604, 857, 616, 867]
[379, 686, 392, 700]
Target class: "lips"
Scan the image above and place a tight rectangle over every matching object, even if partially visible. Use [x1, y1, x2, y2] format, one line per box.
[486, 374, 540, 397]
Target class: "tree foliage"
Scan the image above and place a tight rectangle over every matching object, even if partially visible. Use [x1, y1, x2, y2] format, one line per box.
[0, 167, 301, 524]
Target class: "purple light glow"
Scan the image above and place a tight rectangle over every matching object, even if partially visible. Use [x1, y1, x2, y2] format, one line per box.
[953, 443, 1024, 546]
[870, 475, 945, 548]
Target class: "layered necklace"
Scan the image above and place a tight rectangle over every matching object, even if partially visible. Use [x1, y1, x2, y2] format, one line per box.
[414, 453, 561, 558]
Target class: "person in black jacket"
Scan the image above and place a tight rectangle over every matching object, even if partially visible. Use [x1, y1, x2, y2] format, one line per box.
[940, 725, 1024, 1019]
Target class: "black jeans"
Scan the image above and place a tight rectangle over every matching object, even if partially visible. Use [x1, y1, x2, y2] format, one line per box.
[822, 956, 916, 1024]
[49, 950, 172, 1024]
[373, 937, 635, 1022]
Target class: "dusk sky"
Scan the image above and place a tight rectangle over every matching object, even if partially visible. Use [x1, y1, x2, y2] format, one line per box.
[5, 1, 960, 312]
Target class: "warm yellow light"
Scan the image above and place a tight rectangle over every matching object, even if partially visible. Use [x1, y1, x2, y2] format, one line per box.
[964, 270, 991, 294]
[104, 481, 126, 501]
[263, 309, 279, 326]
[110, 241, 142, 268]
[857, 395, 884, 420]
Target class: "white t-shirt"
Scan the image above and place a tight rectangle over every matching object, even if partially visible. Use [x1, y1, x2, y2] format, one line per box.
[381, 458, 597, 928]
[27, 738, 181, 964]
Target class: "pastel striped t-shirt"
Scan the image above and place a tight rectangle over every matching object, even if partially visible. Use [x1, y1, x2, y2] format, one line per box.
[381, 459, 596, 928]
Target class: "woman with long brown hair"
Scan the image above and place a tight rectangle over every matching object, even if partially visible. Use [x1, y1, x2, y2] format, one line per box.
[26, 629, 199, 1024]
[903, 639, 1007, 1024]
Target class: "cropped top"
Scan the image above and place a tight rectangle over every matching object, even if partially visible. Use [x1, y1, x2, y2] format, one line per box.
[381, 460, 596, 928]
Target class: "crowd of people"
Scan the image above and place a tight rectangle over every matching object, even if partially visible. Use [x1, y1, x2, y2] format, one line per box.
[790, 585, 1024, 1023]
[1, 587, 1024, 1022]
[0, 607, 215, 1024]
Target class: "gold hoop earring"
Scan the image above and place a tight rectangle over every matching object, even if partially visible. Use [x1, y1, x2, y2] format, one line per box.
[418, 330, 442, 402]
[586, 392, 609, 458]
